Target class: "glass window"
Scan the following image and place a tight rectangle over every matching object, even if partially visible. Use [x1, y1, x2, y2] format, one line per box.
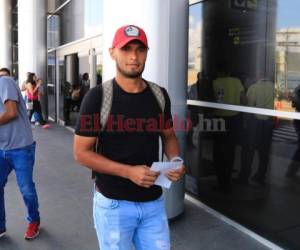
[185, 103, 300, 250]
[84, 0, 103, 36]
[47, 0, 103, 47]
[186, 1, 300, 249]
[187, 0, 300, 114]
[62, 53, 80, 127]
[47, 51, 56, 120]
[276, 0, 300, 112]
[47, 15, 60, 49]
[58, 57, 66, 122]
[58, 0, 85, 45]
[188, 3, 202, 86]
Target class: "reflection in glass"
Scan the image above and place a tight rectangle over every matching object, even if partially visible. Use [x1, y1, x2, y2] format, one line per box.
[211, 71, 245, 193]
[188, 3, 202, 86]
[185, 105, 300, 249]
[47, 15, 60, 49]
[58, 58, 65, 122]
[186, 1, 300, 248]
[276, 28, 300, 112]
[58, 0, 85, 44]
[96, 54, 103, 85]
[47, 51, 56, 120]
[84, 0, 103, 36]
[286, 86, 300, 177]
[63, 53, 81, 127]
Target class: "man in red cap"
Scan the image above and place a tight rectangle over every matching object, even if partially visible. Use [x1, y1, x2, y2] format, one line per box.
[74, 24, 185, 250]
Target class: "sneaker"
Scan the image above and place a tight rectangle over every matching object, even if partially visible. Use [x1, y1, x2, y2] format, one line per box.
[0, 228, 6, 238]
[24, 222, 40, 240]
[34, 121, 40, 126]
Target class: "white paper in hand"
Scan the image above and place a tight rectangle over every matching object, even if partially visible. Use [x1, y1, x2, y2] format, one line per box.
[150, 161, 183, 189]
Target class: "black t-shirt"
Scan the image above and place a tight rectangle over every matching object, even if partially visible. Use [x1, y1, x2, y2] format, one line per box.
[75, 79, 173, 202]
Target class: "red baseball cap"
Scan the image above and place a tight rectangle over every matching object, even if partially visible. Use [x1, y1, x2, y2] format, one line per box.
[112, 25, 148, 49]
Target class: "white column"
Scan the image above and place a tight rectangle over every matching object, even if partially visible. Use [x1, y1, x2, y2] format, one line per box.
[89, 48, 97, 88]
[18, 0, 47, 84]
[0, 0, 12, 69]
[103, 0, 189, 219]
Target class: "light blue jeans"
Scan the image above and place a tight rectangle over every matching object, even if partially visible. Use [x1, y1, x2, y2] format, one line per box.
[0, 142, 40, 230]
[93, 190, 170, 250]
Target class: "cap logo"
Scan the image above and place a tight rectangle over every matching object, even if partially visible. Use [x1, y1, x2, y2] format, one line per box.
[124, 26, 140, 37]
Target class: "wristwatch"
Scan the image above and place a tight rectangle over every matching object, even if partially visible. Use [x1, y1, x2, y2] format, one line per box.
[170, 156, 184, 163]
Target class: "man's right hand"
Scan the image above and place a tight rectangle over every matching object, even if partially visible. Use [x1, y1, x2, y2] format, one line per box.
[127, 165, 160, 188]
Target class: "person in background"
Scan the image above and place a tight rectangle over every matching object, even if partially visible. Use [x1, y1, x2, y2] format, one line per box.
[0, 68, 10, 77]
[96, 73, 102, 85]
[187, 72, 200, 100]
[0, 75, 40, 240]
[212, 68, 245, 194]
[237, 77, 274, 186]
[70, 82, 82, 112]
[81, 72, 90, 97]
[25, 73, 46, 126]
[32, 74, 45, 125]
[21, 72, 43, 125]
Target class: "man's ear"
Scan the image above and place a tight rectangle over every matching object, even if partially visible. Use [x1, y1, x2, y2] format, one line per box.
[109, 48, 116, 60]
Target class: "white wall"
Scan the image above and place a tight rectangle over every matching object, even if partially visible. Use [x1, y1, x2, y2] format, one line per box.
[0, 0, 12, 69]
[18, 0, 47, 84]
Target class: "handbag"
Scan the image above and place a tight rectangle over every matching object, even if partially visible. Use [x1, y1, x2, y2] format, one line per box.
[26, 99, 33, 110]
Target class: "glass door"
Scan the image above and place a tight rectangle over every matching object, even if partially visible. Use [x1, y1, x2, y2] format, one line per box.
[57, 55, 66, 124]
[47, 51, 57, 121]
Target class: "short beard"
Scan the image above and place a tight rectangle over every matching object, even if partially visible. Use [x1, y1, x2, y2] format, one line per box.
[116, 62, 145, 79]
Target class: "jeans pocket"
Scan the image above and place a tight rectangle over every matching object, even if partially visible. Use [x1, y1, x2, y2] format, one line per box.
[95, 192, 119, 209]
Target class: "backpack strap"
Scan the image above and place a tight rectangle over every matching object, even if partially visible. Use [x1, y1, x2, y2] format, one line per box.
[100, 80, 165, 129]
[147, 82, 166, 162]
[100, 79, 114, 131]
[92, 80, 113, 179]
[147, 81, 165, 113]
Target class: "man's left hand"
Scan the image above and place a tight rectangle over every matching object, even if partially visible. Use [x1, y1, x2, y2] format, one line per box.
[165, 165, 186, 182]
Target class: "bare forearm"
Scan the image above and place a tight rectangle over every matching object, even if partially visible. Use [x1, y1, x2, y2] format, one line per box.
[27, 85, 39, 96]
[33, 85, 40, 94]
[163, 134, 180, 160]
[0, 111, 17, 125]
[75, 150, 130, 179]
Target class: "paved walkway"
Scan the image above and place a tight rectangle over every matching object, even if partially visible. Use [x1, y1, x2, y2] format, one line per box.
[1, 123, 270, 250]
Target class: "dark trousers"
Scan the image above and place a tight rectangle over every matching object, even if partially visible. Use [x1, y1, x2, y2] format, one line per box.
[213, 115, 240, 189]
[28, 100, 45, 124]
[239, 115, 273, 182]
